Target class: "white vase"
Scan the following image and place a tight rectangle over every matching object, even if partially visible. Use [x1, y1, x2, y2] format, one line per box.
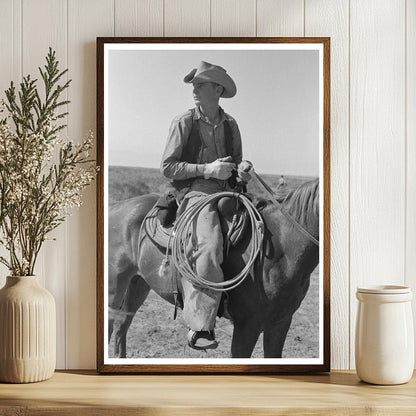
[0, 276, 56, 383]
[355, 285, 414, 385]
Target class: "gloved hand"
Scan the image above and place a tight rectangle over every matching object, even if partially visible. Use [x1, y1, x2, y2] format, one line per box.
[237, 160, 253, 182]
[204, 156, 235, 180]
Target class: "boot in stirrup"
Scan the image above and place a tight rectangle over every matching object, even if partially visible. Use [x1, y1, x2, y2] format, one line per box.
[187, 329, 218, 350]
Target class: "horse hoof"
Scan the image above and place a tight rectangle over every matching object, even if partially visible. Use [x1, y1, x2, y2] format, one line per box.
[187, 330, 218, 350]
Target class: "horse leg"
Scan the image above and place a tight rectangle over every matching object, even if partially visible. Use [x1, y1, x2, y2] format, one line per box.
[108, 319, 114, 344]
[114, 275, 151, 358]
[263, 316, 292, 358]
[108, 263, 137, 350]
[231, 318, 262, 358]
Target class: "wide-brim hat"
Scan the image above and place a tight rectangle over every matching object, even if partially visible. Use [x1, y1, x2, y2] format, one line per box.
[184, 61, 237, 98]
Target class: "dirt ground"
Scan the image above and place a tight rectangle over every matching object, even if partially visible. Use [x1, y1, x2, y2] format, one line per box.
[108, 267, 319, 359]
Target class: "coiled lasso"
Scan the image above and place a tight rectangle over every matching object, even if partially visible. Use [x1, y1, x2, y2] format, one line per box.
[166, 192, 265, 292]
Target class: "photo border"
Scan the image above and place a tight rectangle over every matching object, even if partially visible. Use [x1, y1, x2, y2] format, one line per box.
[96, 37, 330, 374]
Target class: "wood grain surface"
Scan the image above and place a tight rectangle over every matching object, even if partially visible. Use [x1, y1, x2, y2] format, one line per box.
[22, 0, 68, 369]
[165, 0, 210, 37]
[67, 0, 114, 370]
[257, 0, 304, 37]
[96, 37, 330, 374]
[0, 371, 415, 415]
[115, 0, 163, 37]
[349, 0, 406, 369]
[305, 0, 350, 371]
[406, 0, 416, 367]
[0, 0, 414, 371]
[211, 0, 256, 37]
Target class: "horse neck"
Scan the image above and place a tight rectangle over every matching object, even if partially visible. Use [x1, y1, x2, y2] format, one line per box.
[261, 180, 319, 269]
[280, 179, 319, 242]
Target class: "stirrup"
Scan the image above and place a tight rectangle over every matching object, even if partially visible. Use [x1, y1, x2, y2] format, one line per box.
[187, 329, 218, 350]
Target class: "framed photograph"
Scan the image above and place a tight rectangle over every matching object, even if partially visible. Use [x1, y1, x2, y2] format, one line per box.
[97, 37, 330, 373]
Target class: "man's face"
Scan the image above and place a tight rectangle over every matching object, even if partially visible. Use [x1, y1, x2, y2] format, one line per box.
[192, 82, 222, 107]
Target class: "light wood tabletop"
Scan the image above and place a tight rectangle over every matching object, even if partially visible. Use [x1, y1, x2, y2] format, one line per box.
[0, 370, 415, 415]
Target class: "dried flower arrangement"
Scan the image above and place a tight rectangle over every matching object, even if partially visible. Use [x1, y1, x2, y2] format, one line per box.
[0, 48, 97, 276]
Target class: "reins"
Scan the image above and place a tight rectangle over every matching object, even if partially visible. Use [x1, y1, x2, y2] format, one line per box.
[251, 170, 319, 247]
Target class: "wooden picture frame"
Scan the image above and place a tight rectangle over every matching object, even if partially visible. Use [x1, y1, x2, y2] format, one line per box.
[97, 37, 330, 373]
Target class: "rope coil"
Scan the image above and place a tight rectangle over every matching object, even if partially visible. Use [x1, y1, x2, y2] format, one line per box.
[167, 192, 264, 292]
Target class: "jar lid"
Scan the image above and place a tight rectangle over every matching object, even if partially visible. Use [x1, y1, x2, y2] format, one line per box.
[357, 285, 411, 294]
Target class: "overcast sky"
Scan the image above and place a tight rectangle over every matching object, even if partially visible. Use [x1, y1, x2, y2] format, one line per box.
[107, 46, 320, 176]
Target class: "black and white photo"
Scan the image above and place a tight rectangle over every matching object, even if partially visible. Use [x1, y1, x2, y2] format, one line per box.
[97, 38, 330, 373]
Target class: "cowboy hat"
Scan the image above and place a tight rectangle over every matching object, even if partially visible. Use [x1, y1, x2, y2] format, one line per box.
[183, 61, 237, 98]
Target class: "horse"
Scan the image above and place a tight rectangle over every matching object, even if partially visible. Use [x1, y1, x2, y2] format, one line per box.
[108, 178, 320, 358]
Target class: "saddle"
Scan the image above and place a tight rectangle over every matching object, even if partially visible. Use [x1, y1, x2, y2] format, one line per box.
[142, 192, 255, 321]
[146, 192, 250, 252]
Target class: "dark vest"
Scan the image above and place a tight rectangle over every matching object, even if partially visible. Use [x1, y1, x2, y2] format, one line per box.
[171, 108, 237, 191]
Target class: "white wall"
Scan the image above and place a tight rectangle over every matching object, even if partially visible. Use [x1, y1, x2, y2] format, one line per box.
[0, 0, 414, 370]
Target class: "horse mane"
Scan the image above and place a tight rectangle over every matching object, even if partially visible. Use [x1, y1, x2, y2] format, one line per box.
[281, 179, 319, 226]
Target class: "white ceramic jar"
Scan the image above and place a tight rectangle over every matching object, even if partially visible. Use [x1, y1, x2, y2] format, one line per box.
[355, 285, 414, 385]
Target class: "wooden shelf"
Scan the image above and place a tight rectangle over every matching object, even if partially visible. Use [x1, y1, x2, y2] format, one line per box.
[0, 370, 415, 415]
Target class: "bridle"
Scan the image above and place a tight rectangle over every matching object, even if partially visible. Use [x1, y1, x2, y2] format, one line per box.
[251, 170, 319, 247]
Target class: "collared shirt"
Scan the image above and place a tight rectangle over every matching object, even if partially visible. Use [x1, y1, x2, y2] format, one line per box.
[160, 106, 242, 181]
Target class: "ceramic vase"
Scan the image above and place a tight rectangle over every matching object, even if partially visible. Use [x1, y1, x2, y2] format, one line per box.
[355, 285, 414, 385]
[0, 276, 56, 383]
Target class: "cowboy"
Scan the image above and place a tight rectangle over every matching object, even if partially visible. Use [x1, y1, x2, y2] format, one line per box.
[160, 61, 251, 349]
